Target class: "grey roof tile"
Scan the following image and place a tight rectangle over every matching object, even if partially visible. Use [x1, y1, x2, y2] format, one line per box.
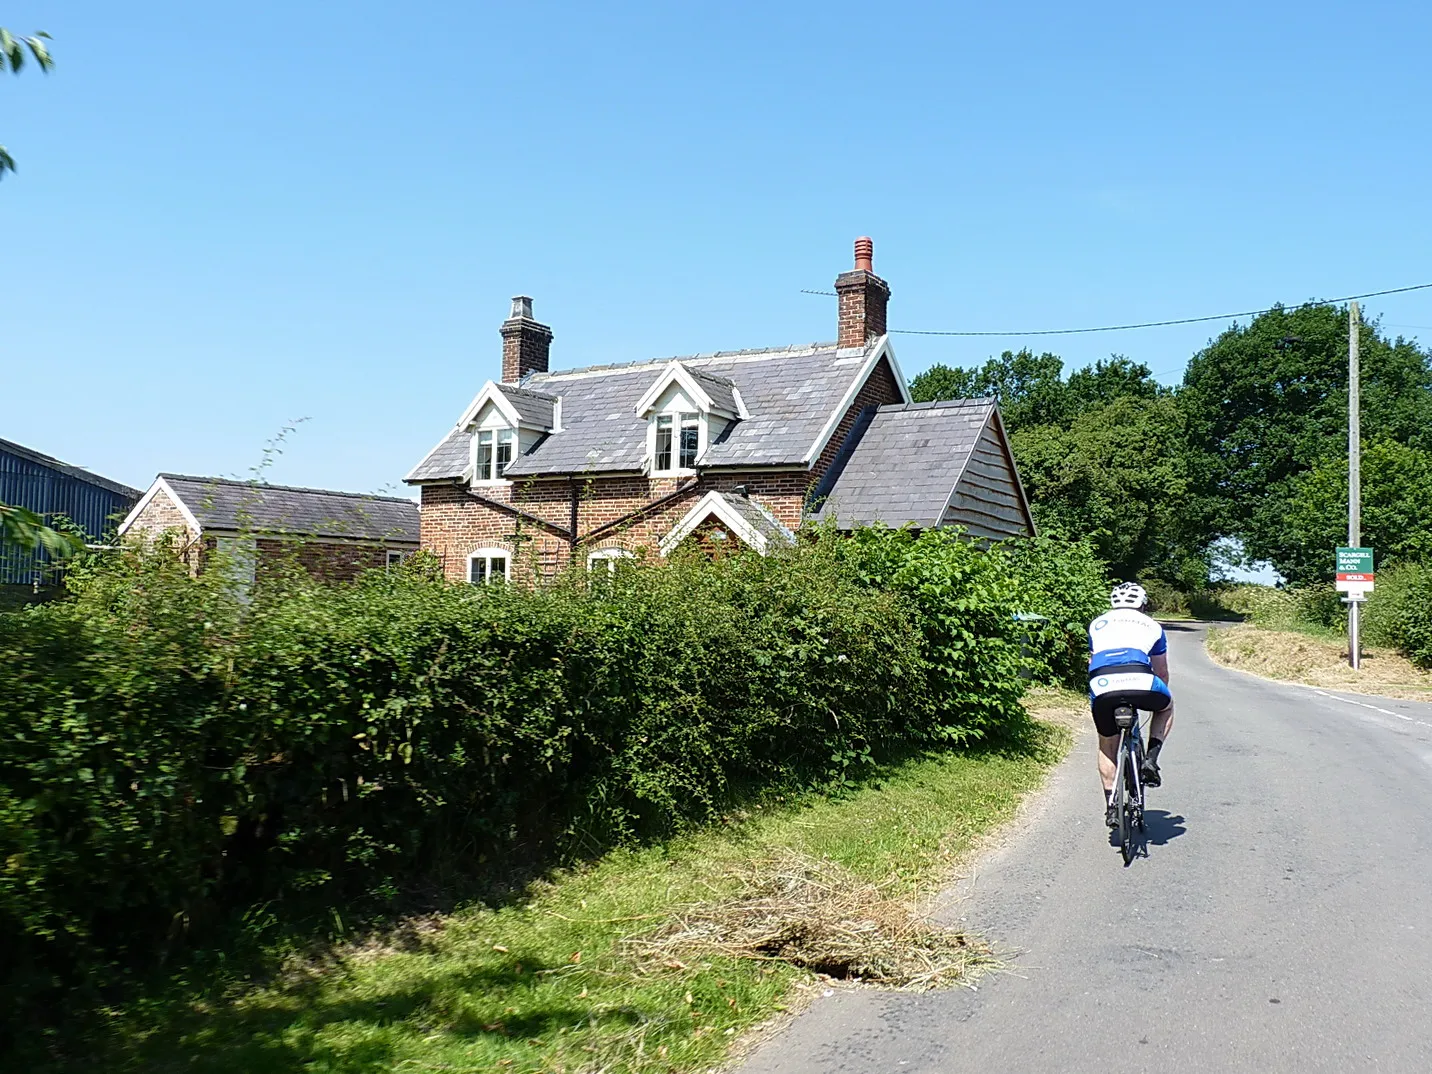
[406, 429, 470, 482]
[812, 400, 997, 529]
[500, 343, 860, 477]
[159, 475, 420, 543]
[500, 385, 559, 428]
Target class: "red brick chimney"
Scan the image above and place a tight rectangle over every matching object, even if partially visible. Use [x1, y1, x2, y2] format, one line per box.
[500, 296, 553, 384]
[834, 237, 890, 350]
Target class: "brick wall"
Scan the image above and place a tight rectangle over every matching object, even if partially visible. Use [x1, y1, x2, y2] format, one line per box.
[253, 537, 404, 584]
[420, 469, 814, 583]
[811, 356, 904, 482]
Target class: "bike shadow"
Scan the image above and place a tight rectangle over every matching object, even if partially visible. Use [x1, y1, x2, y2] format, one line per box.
[1107, 811, 1188, 853]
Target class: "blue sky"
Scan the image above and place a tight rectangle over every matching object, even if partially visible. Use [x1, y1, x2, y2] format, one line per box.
[3, 0, 1431, 502]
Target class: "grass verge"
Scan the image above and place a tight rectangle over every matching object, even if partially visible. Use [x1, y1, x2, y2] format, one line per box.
[1207, 624, 1432, 702]
[35, 690, 1080, 1074]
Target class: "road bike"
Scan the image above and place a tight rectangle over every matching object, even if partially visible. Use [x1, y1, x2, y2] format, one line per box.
[1110, 701, 1146, 865]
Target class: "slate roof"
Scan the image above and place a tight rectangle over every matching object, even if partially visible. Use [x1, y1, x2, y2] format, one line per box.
[157, 475, 420, 543]
[684, 368, 742, 416]
[811, 399, 998, 529]
[502, 385, 560, 428]
[0, 436, 142, 499]
[406, 343, 869, 482]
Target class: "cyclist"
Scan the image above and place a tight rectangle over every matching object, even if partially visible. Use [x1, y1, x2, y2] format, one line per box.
[1088, 583, 1174, 828]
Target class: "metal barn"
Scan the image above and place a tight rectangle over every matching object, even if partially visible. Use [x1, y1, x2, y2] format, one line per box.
[0, 437, 141, 586]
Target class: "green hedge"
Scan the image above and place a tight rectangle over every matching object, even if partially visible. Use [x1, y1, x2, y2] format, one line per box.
[1362, 562, 1432, 668]
[0, 529, 1077, 1031]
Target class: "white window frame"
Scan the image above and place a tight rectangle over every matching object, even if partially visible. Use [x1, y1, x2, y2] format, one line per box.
[467, 548, 510, 585]
[386, 549, 409, 570]
[473, 427, 519, 485]
[649, 410, 702, 477]
[586, 547, 636, 574]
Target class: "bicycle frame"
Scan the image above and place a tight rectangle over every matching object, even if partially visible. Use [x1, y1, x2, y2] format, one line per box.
[1111, 704, 1147, 863]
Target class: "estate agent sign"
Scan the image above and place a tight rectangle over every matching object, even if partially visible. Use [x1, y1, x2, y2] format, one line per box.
[1336, 546, 1375, 598]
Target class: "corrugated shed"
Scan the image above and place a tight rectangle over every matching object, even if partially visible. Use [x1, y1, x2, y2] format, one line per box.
[0, 438, 141, 585]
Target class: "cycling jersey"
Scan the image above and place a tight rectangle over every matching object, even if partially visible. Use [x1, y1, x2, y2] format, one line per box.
[1087, 608, 1172, 714]
[1088, 608, 1167, 672]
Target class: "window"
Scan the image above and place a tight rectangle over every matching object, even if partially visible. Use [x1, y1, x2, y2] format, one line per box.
[587, 547, 635, 574]
[680, 413, 699, 469]
[386, 550, 409, 570]
[468, 549, 509, 584]
[475, 428, 518, 482]
[653, 411, 699, 474]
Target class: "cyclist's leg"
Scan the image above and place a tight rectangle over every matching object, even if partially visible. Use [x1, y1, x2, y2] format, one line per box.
[1097, 733, 1118, 793]
[1150, 700, 1174, 743]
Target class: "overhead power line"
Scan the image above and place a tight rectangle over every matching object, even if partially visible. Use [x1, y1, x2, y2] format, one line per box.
[800, 281, 1432, 337]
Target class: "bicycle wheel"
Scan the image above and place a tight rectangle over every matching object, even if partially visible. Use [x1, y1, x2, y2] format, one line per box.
[1116, 736, 1134, 864]
[1128, 731, 1147, 834]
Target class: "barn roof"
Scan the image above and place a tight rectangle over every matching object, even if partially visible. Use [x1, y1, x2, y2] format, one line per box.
[128, 475, 420, 544]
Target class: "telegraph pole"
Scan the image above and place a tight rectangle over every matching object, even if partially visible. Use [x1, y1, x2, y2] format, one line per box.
[1348, 301, 1362, 669]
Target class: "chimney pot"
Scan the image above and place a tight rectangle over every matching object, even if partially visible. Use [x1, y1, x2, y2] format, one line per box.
[510, 295, 534, 320]
[854, 236, 874, 272]
[834, 237, 890, 350]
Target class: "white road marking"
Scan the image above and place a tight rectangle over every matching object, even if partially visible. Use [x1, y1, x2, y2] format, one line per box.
[1305, 687, 1432, 729]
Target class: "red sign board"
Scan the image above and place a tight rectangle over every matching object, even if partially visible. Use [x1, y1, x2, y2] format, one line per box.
[1337, 573, 1375, 583]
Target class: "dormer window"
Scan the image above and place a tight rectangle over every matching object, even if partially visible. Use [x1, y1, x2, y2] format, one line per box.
[475, 428, 517, 482]
[654, 412, 700, 474]
[635, 361, 746, 478]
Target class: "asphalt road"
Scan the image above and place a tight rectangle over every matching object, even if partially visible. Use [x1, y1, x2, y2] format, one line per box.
[741, 622, 1432, 1073]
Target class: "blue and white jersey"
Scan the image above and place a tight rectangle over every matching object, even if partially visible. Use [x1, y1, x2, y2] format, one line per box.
[1088, 608, 1167, 673]
[1087, 608, 1171, 702]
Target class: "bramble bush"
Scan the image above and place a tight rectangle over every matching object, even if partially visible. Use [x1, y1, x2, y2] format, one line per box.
[0, 527, 1094, 1034]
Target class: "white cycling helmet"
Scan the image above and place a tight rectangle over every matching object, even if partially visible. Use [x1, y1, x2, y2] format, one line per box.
[1110, 582, 1148, 609]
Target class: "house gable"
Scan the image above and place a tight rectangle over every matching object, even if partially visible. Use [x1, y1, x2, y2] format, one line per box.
[119, 477, 204, 540]
[659, 490, 796, 556]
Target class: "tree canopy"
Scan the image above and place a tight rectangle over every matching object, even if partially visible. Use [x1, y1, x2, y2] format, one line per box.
[908, 306, 1432, 589]
[1180, 304, 1432, 579]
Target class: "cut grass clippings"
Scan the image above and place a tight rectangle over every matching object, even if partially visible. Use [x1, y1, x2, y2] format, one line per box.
[1208, 623, 1432, 702]
[43, 691, 1079, 1074]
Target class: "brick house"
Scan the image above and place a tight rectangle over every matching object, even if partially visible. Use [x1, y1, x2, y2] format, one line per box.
[405, 238, 1034, 583]
[118, 474, 420, 584]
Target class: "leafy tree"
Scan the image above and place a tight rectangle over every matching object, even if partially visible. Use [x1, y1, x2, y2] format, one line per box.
[1065, 356, 1161, 411]
[1, 25, 53, 177]
[1181, 303, 1432, 573]
[1009, 395, 1199, 582]
[910, 349, 1068, 426]
[1273, 441, 1432, 585]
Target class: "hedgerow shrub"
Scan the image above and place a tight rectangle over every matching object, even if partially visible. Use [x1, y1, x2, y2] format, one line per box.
[1362, 562, 1432, 667]
[829, 527, 1026, 741]
[4, 533, 1033, 1030]
[1219, 583, 1343, 633]
[998, 536, 1109, 688]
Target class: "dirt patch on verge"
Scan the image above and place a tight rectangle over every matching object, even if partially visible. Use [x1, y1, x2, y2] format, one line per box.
[627, 851, 989, 990]
[1207, 624, 1432, 702]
